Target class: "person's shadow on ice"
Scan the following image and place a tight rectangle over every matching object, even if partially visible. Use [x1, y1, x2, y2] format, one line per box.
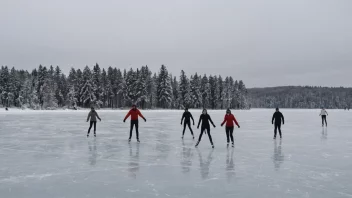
[180, 140, 193, 174]
[196, 148, 213, 180]
[226, 147, 235, 182]
[321, 128, 328, 141]
[272, 140, 284, 171]
[128, 143, 140, 179]
[88, 139, 97, 166]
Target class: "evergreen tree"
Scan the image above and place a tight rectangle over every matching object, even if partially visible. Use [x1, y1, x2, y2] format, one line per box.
[156, 65, 173, 108]
[171, 76, 180, 109]
[92, 63, 103, 108]
[200, 74, 211, 108]
[179, 70, 192, 108]
[190, 73, 202, 108]
[80, 66, 96, 107]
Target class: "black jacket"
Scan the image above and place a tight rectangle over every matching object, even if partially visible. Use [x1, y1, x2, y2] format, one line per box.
[272, 112, 284, 125]
[198, 114, 215, 128]
[181, 112, 194, 123]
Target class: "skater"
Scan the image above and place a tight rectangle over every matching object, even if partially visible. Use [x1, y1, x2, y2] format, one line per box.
[181, 108, 195, 139]
[221, 109, 240, 147]
[123, 105, 147, 143]
[195, 109, 216, 148]
[86, 107, 101, 137]
[319, 108, 328, 127]
[272, 108, 284, 139]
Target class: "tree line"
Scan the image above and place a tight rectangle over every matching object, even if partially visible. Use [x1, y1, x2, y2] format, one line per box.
[0, 64, 249, 110]
[248, 86, 352, 109]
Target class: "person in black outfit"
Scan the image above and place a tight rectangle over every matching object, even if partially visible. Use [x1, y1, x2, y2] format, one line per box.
[272, 108, 284, 139]
[181, 108, 195, 139]
[196, 109, 216, 148]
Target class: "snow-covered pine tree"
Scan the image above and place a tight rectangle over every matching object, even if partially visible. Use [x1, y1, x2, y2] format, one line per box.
[208, 75, 219, 109]
[232, 80, 240, 109]
[171, 76, 180, 109]
[37, 65, 48, 108]
[8, 67, 20, 107]
[156, 65, 173, 108]
[107, 67, 115, 108]
[67, 85, 77, 108]
[0, 66, 10, 107]
[217, 75, 224, 109]
[144, 66, 154, 109]
[178, 70, 192, 109]
[101, 68, 108, 107]
[92, 63, 103, 108]
[149, 73, 158, 108]
[238, 80, 248, 109]
[190, 73, 202, 108]
[54, 66, 65, 107]
[42, 78, 58, 109]
[76, 69, 84, 107]
[201, 74, 211, 108]
[80, 66, 96, 107]
[125, 68, 136, 105]
[135, 66, 149, 109]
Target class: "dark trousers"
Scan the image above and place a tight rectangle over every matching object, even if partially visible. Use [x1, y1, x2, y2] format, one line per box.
[129, 120, 139, 140]
[88, 121, 96, 134]
[274, 123, 282, 138]
[321, 115, 327, 126]
[226, 126, 234, 143]
[183, 121, 194, 136]
[198, 125, 213, 145]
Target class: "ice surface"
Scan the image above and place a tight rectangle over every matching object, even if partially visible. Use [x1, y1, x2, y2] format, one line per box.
[1, 109, 352, 198]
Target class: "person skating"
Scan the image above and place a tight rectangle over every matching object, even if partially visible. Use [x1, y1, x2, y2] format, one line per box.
[181, 108, 195, 139]
[195, 109, 216, 148]
[319, 108, 328, 127]
[272, 108, 284, 139]
[123, 105, 146, 143]
[87, 107, 101, 137]
[221, 109, 240, 147]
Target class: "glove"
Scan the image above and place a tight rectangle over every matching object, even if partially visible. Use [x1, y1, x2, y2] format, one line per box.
[193, 123, 195, 125]
[213, 125, 216, 128]
[86, 120, 89, 122]
[221, 124, 223, 127]
[99, 118, 102, 121]
[238, 125, 240, 128]
[197, 126, 199, 129]
[272, 122, 273, 125]
[144, 118, 147, 122]
[123, 120, 126, 123]
[180, 122, 182, 125]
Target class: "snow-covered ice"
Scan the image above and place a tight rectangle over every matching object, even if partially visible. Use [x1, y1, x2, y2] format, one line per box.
[0, 109, 352, 198]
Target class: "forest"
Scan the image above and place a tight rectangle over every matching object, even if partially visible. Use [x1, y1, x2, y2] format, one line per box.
[248, 86, 352, 109]
[0, 64, 249, 110]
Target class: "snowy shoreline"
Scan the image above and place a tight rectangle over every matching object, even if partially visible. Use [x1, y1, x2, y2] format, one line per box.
[0, 108, 348, 113]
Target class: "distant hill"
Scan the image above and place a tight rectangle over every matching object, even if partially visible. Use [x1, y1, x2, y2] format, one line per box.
[248, 86, 352, 109]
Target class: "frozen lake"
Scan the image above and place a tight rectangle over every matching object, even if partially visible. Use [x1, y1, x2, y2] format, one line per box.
[0, 109, 352, 198]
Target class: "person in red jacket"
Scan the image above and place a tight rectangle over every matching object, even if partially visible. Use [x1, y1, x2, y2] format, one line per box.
[123, 105, 147, 143]
[221, 109, 240, 147]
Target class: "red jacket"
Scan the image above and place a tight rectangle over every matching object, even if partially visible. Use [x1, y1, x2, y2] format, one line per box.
[221, 114, 239, 127]
[124, 109, 145, 121]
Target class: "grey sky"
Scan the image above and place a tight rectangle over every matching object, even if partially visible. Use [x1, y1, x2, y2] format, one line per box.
[0, 0, 351, 88]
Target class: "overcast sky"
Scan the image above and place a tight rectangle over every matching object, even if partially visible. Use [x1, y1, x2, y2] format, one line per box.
[0, 0, 351, 88]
